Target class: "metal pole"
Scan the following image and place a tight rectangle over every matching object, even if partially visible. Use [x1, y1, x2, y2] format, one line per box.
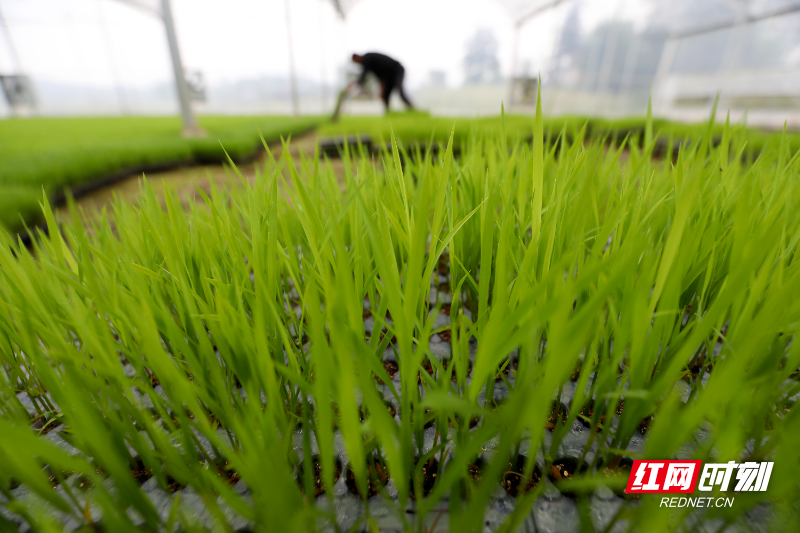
[285, 0, 300, 116]
[670, 1, 799, 40]
[515, 0, 569, 28]
[0, 0, 23, 72]
[509, 0, 573, 113]
[651, 37, 677, 116]
[160, 0, 203, 136]
[507, 24, 520, 106]
[0, 0, 38, 116]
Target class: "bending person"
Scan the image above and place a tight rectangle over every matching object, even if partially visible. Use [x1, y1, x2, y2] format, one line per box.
[350, 52, 414, 112]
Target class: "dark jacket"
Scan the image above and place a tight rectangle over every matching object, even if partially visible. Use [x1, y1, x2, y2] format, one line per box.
[357, 52, 403, 85]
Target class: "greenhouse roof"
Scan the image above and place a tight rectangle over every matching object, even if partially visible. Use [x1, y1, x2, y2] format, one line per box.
[330, 0, 800, 35]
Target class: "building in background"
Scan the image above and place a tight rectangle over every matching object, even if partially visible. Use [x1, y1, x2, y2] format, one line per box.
[463, 28, 502, 85]
[0, 0, 798, 127]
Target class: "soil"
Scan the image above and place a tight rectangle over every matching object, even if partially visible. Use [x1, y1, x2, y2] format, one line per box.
[297, 456, 342, 498]
[359, 400, 398, 422]
[365, 330, 395, 347]
[130, 457, 152, 484]
[501, 456, 542, 498]
[495, 358, 518, 382]
[442, 357, 472, 381]
[383, 359, 400, 378]
[144, 368, 160, 388]
[681, 357, 713, 383]
[418, 358, 435, 384]
[409, 457, 439, 499]
[437, 327, 452, 343]
[215, 461, 240, 486]
[165, 474, 185, 493]
[461, 457, 486, 500]
[547, 457, 588, 497]
[615, 400, 652, 433]
[47, 467, 75, 488]
[167, 409, 222, 430]
[75, 465, 106, 492]
[375, 360, 399, 384]
[546, 401, 568, 431]
[437, 255, 450, 276]
[30, 412, 63, 434]
[448, 413, 480, 429]
[466, 458, 485, 485]
[345, 457, 389, 498]
[76, 475, 94, 492]
[54, 131, 339, 229]
[578, 400, 606, 431]
[600, 457, 636, 498]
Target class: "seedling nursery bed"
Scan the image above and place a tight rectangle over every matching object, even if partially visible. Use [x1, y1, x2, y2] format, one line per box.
[1, 98, 800, 532]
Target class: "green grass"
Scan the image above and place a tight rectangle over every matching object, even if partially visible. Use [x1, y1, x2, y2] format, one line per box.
[320, 110, 580, 145]
[1, 98, 800, 532]
[320, 110, 800, 157]
[0, 115, 322, 231]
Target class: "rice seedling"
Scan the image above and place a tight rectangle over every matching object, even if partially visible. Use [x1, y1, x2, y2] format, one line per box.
[1, 91, 799, 532]
[0, 115, 322, 231]
[318, 111, 800, 159]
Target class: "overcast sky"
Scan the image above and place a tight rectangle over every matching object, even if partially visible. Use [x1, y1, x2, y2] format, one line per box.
[0, 0, 654, 92]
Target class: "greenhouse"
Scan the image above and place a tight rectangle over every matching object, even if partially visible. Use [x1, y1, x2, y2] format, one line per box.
[1, 1, 800, 532]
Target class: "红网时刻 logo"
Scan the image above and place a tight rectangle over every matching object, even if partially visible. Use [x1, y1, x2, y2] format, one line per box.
[625, 460, 703, 493]
[625, 460, 773, 507]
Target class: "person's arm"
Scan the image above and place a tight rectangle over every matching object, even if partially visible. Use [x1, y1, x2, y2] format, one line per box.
[356, 66, 368, 86]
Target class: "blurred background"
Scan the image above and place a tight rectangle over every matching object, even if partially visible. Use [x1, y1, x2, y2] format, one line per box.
[1, 0, 799, 127]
